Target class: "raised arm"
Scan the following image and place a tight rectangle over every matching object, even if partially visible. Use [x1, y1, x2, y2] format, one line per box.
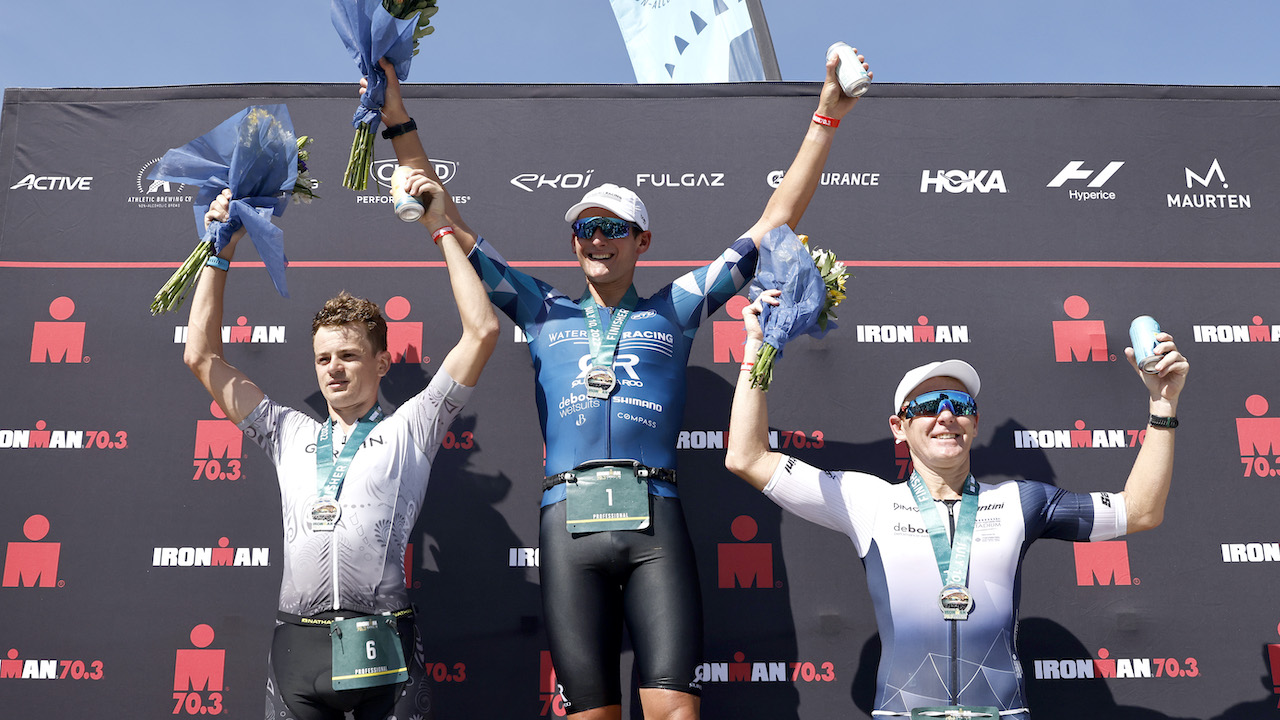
[182, 189, 266, 425]
[743, 50, 869, 246]
[1118, 333, 1189, 533]
[364, 57, 477, 253]
[398, 171, 499, 388]
[725, 290, 784, 490]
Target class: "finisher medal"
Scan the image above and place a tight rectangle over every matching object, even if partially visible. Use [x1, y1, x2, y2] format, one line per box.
[585, 367, 618, 399]
[938, 583, 973, 621]
[308, 499, 342, 532]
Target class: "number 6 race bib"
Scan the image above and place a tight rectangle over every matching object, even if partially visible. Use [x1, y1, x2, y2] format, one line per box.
[330, 615, 408, 690]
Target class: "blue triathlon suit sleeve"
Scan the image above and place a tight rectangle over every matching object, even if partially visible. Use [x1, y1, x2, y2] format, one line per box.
[469, 236, 757, 501]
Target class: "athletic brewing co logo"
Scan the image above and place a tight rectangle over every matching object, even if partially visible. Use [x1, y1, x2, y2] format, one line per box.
[1052, 295, 1110, 363]
[172, 624, 226, 716]
[31, 297, 87, 363]
[128, 158, 194, 209]
[1074, 540, 1133, 586]
[2, 515, 62, 588]
[855, 316, 970, 343]
[152, 537, 270, 567]
[1046, 160, 1124, 201]
[920, 169, 1007, 194]
[173, 316, 286, 344]
[1237, 394, 1280, 479]
[718, 515, 776, 589]
[767, 169, 880, 189]
[1033, 648, 1200, 680]
[1193, 316, 1280, 343]
[1167, 158, 1251, 210]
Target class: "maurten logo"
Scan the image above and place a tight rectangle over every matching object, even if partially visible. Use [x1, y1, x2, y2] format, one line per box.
[718, 515, 776, 589]
[3, 515, 62, 588]
[31, 297, 87, 363]
[1052, 295, 1110, 363]
[1168, 158, 1251, 209]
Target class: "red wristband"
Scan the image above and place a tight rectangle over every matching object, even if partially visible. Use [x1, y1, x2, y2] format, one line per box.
[431, 225, 455, 244]
[812, 113, 840, 128]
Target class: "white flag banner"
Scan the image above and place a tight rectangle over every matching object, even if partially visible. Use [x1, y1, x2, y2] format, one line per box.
[610, 0, 769, 83]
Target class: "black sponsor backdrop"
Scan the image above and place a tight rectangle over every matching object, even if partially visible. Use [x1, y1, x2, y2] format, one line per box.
[1, 82, 1277, 719]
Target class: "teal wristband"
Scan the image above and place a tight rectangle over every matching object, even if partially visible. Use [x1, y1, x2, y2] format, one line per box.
[205, 256, 230, 271]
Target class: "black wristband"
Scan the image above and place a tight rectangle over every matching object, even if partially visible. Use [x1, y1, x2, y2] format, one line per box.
[381, 118, 417, 140]
[1148, 414, 1179, 429]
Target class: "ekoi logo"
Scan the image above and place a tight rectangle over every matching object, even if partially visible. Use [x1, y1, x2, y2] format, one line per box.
[172, 624, 226, 716]
[1237, 394, 1280, 479]
[1052, 296, 1111, 363]
[31, 297, 87, 363]
[1074, 541, 1134, 586]
[173, 316, 286, 344]
[1013, 421, 1145, 449]
[718, 515, 776, 589]
[855, 315, 970, 343]
[1033, 648, 1200, 680]
[1193, 316, 1280, 343]
[2, 515, 62, 588]
[1, 648, 103, 680]
[152, 537, 270, 567]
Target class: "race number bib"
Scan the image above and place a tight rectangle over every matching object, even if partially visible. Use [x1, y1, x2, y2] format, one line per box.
[565, 463, 651, 533]
[330, 615, 408, 691]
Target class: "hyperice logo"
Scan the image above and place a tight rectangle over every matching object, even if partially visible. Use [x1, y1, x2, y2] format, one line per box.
[1046, 160, 1124, 202]
[1052, 295, 1110, 363]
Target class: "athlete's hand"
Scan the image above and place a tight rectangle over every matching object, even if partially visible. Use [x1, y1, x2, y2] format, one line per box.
[743, 290, 782, 342]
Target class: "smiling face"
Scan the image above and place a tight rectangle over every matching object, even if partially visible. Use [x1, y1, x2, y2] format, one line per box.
[312, 323, 390, 421]
[570, 208, 650, 300]
[888, 375, 979, 476]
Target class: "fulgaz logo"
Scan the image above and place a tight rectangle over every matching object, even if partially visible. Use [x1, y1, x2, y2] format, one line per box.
[635, 172, 725, 188]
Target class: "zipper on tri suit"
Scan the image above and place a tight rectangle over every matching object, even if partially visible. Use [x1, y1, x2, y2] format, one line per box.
[943, 498, 960, 705]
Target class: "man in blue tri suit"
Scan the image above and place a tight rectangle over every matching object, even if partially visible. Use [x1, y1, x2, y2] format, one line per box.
[369, 48, 871, 720]
[725, 291, 1190, 717]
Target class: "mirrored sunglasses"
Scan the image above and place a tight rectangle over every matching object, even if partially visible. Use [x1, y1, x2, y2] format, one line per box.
[572, 216, 636, 240]
[899, 390, 978, 419]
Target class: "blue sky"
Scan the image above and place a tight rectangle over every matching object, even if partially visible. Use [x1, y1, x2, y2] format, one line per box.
[1, 0, 1277, 100]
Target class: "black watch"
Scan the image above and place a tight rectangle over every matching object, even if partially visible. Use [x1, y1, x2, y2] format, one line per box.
[1148, 414, 1179, 429]
[381, 118, 417, 140]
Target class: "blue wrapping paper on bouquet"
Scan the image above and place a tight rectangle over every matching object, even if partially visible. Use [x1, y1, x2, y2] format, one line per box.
[331, 0, 419, 189]
[148, 105, 299, 300]
[745, 225, 838, 390]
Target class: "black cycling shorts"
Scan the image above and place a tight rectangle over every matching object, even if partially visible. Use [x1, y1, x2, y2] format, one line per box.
[539, 495, 704, 713]
[265, 611, 420, 720]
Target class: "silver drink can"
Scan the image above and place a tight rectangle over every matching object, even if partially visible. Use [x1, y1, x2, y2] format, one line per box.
[1129, 315, 1163, 374]
[826, 42, 870, 98]
[391, 166, 424, 223]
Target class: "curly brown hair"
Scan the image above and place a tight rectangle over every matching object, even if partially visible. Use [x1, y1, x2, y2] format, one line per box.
[311, 292, 388, 353]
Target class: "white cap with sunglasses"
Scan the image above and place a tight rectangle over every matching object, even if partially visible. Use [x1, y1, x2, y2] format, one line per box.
[564, 183, 650, 231]
[893, 359, 981, 415]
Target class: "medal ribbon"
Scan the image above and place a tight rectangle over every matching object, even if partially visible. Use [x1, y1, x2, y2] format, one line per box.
[580, 286, 639, 372]
[907, 471, 979, 591]
[316, 406, 385, 500]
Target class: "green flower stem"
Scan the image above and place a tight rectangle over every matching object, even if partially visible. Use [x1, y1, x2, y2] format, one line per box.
[343, 125, 375, 191]
[151, 241, 213, 315]
[749, 342, 779, 391]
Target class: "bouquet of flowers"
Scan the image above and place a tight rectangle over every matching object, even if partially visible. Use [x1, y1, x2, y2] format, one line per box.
[148, 105, 316, 315]
[331, 0, 439, 191]
[747, 226, 849, 391]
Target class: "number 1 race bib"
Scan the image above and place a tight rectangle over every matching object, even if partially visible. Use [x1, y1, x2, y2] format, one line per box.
[565, 463, 651, 533]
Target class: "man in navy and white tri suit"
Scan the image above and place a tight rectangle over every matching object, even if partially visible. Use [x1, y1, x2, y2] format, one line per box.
[373, 48, 873, 720]
[184, 182, 499, 720]
[725, 291, 1189, 716]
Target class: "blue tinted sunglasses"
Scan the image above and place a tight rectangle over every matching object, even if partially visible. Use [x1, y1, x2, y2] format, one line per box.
[899, 390, 978, 419]
[572, 216, 637, 240]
